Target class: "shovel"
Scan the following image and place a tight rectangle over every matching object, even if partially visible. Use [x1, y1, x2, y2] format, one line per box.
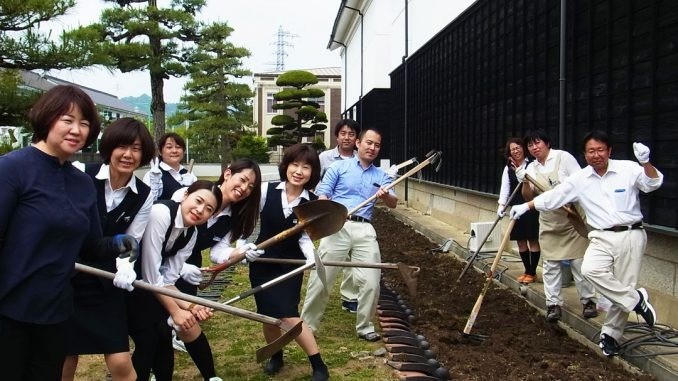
[199, 199, 347, 289]
[75, 263, 302, 362]
[223, 250, 327, 305]
[457, 183, 522, 282]
[462, 219, 516, 343]
[524, 174, 588, 238]
[254, 257, 420, 297]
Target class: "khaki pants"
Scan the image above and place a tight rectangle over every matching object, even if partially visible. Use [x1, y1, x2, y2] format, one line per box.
[301, 220, 381, 336]
[581, 229, 646, 340]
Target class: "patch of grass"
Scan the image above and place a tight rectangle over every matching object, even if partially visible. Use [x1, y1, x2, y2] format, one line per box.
[75, 263, 398, 380]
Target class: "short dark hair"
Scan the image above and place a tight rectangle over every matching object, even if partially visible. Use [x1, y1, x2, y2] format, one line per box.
[334, 119, 360, 137]
[278, 143, 321, 190]
[358, 126, 382, 140]
[158, 132, 186, 151]
[186, 180, 223, 215]
[581, 130, 611, 151]
[28, 85, 101, 148]
[217, 158, 261, 241]
[99, 118, 156, 166]
[523, 129, 551, 148]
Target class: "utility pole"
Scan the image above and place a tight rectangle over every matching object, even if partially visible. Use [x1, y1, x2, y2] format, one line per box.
[272, 26, 297, 71]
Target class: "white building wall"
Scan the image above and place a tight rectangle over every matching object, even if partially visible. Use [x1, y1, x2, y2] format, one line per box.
[338, 0, 476, 111]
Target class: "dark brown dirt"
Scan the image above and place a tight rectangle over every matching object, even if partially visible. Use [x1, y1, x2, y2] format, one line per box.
[373, 208, 654, 381]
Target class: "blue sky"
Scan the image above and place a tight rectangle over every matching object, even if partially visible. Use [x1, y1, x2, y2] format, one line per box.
[45, 0, 341, 102]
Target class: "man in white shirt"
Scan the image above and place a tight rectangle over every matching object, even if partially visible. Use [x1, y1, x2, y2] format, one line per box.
[511, 130, 663, 357]
[317, 119, 361, 313]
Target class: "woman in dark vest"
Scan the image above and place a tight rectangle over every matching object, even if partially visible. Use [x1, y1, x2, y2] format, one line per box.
[167, 159, 263, 381]
[129, 181, 222, 381]
[62, 118, 155, 381]
[497, 137, 540, 283]
[249, 144, 329, 381]
[143, 132, 197, 202]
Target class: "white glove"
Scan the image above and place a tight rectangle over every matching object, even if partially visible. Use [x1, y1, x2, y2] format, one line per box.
[180, 263, 203, 285]
[632, 142, 650, 164]
[243, 243, 264, 262]
[509, 203, 530, 220]
[497, 204, 505, 218]
[114, 257, 136, 291]
[301, 243, 315, 266]
[386, 164, 398, 179]
[514, 164, 527, 183]
[149, 157, 162, 174]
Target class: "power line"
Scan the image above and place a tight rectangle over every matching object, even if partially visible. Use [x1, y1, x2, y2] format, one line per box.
[270, 25, 297, 71]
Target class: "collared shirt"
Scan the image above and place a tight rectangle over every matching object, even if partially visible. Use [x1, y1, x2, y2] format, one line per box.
[315, 156, 395, 220]
[533, 159, 664, 229]
[171, 187, 235, 263]
[524, 149, 581, 188]
[259, 181, 313, 251]
[319, 147, 357, 178]
[498, 160, 529, 205]
[141, 202, 197, 287]
[95, 164, 153, 241]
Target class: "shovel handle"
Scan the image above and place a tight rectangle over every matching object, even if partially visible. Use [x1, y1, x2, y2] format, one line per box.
[254, 257, 415, 271]
[198, 217, 318, 289]
[524, 174, 588, 237]
[348, 152, 441, 216]
[74, 263, 284, 327]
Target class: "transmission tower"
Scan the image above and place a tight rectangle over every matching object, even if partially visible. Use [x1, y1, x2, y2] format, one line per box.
[272, 25, 297, 71]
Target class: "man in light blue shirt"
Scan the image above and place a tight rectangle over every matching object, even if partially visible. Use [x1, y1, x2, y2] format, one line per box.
[318, 119, 361, 313]
[301, 127, 397, 342]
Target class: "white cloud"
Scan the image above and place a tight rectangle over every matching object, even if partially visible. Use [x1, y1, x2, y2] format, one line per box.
[44, 0, 341, 102]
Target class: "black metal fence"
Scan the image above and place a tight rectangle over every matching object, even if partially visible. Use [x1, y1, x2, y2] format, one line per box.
[355, 0, 677, 229]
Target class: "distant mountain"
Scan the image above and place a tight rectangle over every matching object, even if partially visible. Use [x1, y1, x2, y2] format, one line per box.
[122, 94, 178, 117]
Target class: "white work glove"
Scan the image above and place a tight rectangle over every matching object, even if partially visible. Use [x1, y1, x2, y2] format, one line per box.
[386, 164, 398, 180]
[114, 257, 136, 292]
[180, 263, 203, 285]
[514, 164, 527, 183]
[243, 243, 264, 262]
[497, 204, 506, 218]
[509, 203, 530, 220]
[632, 142, 650, 164]
[301, 243, 316, 266]
[149, 157, 162, 174]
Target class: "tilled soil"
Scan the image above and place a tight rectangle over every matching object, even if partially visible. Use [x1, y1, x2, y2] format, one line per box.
[374, 208, 654, 381]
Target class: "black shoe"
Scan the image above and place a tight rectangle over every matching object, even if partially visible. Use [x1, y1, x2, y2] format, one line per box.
[263, 357, 284, 375]
[546, 305, 561, 322]
[311, 367, 330, 381]
[599, 333, 620, 357]
[341, 300, 358, 313]
[583, 300, 598, 319]
[358, 332, 381, 342]
[634, 288, 656, 327]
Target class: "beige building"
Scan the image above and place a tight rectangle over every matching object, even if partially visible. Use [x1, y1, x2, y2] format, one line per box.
[252, 67, 342, 151]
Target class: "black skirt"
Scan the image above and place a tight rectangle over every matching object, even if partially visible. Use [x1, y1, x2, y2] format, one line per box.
[249, 270, 304, 318]
[511, 208, 540, 241]
[64, 272, 129, 354]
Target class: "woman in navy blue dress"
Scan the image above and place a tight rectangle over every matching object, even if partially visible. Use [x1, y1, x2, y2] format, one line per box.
[62, 118, 156, 381]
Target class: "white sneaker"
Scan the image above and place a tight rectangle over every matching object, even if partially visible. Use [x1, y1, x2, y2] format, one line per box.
[172, 331, 187, 352]
[209, 378, 223, 381]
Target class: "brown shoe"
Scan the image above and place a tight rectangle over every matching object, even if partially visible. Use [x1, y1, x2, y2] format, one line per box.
[517, 274, 528, 282]
[521, 274, 535, 284]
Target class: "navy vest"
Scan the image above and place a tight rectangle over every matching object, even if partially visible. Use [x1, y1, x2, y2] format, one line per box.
[251, 182, 317, 278]
[158, 167, 188, 201]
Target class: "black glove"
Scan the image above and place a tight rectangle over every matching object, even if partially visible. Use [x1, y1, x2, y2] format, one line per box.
[113, 234, 139, 262]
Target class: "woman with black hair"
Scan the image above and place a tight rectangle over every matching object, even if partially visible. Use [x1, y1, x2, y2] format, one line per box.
[62, 117, 156, 381]
[143, 132, 197, 201]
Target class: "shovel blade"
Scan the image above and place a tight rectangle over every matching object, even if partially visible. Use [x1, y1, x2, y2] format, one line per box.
[255, 320, 303, 362]
[293, 200, 347, 241]
[313, 250, 327, 287]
